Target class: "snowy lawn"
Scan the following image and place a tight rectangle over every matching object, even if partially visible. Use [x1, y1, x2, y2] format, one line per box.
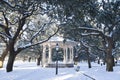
[0, 61, 120, 80]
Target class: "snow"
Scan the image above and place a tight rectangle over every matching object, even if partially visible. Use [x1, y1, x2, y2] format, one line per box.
[19, 43, 32, 48]
[49, 36, 64, 42]
[48, 36, 76, 43]
[81, 33, 99, 36]
[0, 61, 120, 80]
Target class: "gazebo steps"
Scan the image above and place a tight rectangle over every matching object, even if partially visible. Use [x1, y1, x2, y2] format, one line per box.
[45, 63, 74, 68]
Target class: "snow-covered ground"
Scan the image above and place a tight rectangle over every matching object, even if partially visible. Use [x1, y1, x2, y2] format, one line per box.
[0, 61, 120, 80]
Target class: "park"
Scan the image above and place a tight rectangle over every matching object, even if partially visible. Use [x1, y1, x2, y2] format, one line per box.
[0, 0, 120, 80]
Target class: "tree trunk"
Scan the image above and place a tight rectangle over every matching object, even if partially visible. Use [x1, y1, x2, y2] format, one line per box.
[106, 37, 114, 71]
[98, 59, 100, 64]
[37, 57, 41, 66]
[87, 52, 91, 68]
[106, 54, 113, 71]
[6, 53, 16, 72]
[105, 37, 114, 71]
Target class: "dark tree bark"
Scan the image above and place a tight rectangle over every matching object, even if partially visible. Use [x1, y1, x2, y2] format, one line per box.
[37, 57, 41, 66]
[98, 59, 100, 64]
[106, 37, 114, 71]
[87, 51, 91, 68]
[28, 57, 31, 62]
[106, 55, 113, 71]
[6, 52, 16, 72]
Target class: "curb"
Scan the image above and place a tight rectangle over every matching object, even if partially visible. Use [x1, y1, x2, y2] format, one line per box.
[82, 73, 96, 80]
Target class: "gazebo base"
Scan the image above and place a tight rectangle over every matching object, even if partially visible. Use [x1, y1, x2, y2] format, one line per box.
[45, 63, 74, 68]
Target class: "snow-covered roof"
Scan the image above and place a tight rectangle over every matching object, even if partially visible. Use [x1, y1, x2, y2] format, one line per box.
[48, 36, 64, 42]
[48, 36, 75, 43]
[42, 36, 78, 46]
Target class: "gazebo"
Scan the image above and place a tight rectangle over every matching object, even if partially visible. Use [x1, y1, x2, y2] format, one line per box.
[41, 36, 77, 67]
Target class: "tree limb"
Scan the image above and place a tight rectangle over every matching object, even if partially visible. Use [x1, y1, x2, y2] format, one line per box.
[16, 26, 60, 53]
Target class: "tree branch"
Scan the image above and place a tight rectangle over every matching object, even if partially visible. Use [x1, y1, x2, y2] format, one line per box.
[1, 0, 15, 9]
[2, 11, 9, 27]
[81, 33, 100, 36]
[0, 32, 12, 39]
[0, 24, 6, 29]
[16, 26, 60, 53]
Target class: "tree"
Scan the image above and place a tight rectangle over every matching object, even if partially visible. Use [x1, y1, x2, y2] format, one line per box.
[80, 41, 92, 68]
[52, 0, 120, 71]
[79, 0, 120, 71]
[0, 0, 59, 72]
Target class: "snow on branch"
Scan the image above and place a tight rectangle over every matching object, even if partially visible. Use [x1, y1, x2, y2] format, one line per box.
[16, 26, 60, 53]
[78, 27, 103, 33]
[30, 24, 46, 42]
[81, 33, 99, 36]
[76, 27, 107, 39]
[2, 11, 9, 27]
[80, 40, 93, 54]
[74, 27, 105, 36]
[29, 19, 54, 42]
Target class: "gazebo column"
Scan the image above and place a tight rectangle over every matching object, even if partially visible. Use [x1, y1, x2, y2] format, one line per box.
[65, 47, 68, 62]
[63, 48, 66, 63]
[48, 45, 52, 63]
[70, 47, 74, 63]
[69, 48, 72, 62]
[71, 47, 74, 63]
[42, 45, 46, 67]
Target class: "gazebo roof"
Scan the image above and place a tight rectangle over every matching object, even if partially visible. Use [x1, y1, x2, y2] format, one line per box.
[48, 36, 75, 43]
[48, 36, 64, 42]
[42, 36, 78, 46]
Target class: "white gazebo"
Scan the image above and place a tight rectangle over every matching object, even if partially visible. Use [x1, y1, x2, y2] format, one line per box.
[41, 36, 77, 67]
